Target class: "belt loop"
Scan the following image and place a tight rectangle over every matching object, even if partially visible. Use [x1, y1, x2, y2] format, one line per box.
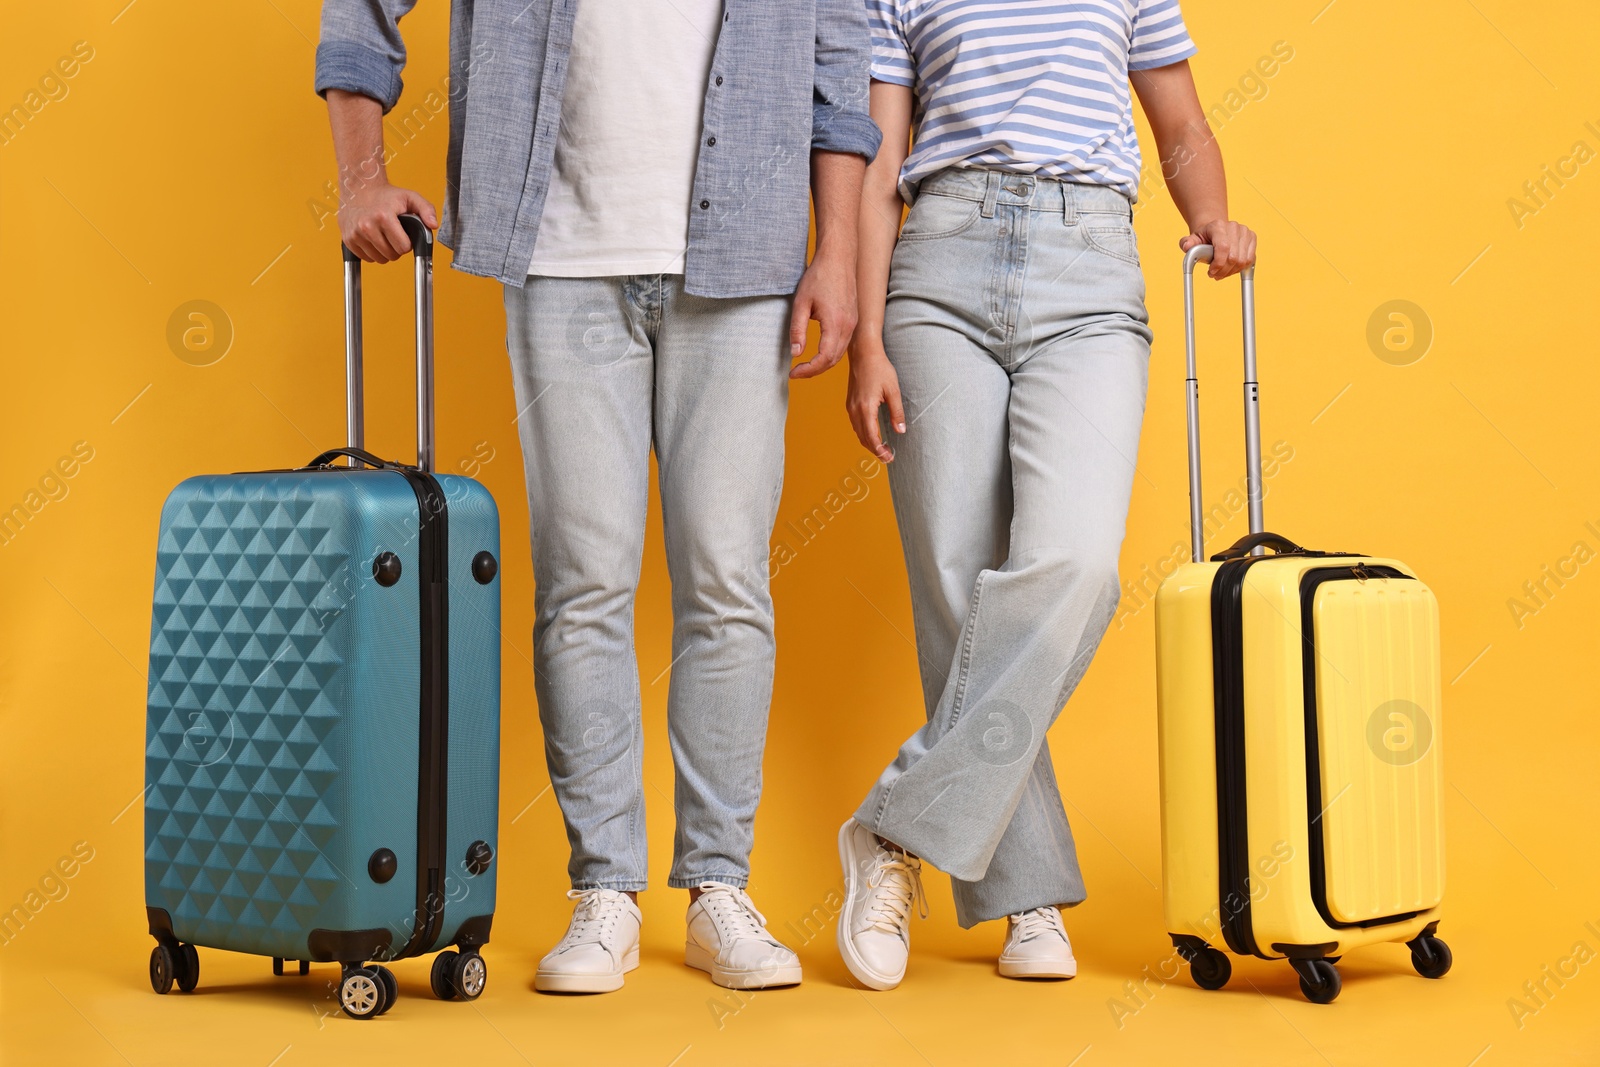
[1062, 182, 1078, 227]
[981, 172, 998, 219]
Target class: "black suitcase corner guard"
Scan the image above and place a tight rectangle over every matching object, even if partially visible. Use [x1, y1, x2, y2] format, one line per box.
[147, 906, 177, 946]
[450, 914, 494, 951]
[1270, 941, 1339, 960]
[307, 927, 394, 964]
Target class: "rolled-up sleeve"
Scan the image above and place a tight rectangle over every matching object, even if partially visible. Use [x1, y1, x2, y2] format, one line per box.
[314, 0, 420, 113]
[812, 0, 882, 162]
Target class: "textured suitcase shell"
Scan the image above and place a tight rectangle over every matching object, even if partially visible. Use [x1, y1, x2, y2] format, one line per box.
[143, 467, 499, 963]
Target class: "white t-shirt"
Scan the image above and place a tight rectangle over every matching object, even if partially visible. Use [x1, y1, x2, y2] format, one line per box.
[527, 0, 724, 277]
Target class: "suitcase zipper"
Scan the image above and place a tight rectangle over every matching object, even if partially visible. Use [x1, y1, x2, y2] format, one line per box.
[287, 456, 454, 961]
[1209, 550, 1364, 958]
[1298, 565, 1426, 932]
[1209, 555, 1271, 958]
[390, 468, 451, 961]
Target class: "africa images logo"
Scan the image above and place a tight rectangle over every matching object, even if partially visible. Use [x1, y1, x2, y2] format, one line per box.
[1365, 699, 1433, 766]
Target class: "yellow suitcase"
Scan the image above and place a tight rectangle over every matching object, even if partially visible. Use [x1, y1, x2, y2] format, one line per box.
[1154, 247, 1450, 1003]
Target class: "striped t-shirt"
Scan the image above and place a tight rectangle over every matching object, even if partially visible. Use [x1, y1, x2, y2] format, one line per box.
[868, 0, 1197, 202]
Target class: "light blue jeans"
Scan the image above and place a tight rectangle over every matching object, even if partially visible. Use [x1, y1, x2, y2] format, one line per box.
[856, 168, 1153, 927]
[503, 276, 791, 891]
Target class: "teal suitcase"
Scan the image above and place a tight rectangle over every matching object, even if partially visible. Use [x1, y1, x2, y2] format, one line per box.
[143, 219, 501, 1018]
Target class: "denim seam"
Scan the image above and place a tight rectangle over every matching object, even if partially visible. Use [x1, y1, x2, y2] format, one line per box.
[897, 200, 983, 242]
[1003, 207, 1029, 361]
[923, 184, 1123, 211]
[879, 569, 987, 832]
[1084, 227, 1141, 268]
[980, 172, 999, 218]
[630, 712, 647, 883]
[946, 568, 989, 735]
[986, 224, 1005, 355]
[872, 782, 890, 827]
[668, 873, 751, 889]
[868, 466, 932, 833]
[573, 878, 649, 891]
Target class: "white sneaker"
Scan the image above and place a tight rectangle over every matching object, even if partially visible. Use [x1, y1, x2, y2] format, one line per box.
[534, 888, 642, 993]
[998, 906, 1077, 979]
[684, 881, 802, 989]
[837, 818, 926, 990]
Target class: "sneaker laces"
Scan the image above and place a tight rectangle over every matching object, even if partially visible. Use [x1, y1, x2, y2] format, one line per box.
[696, 882, 776, 944]
[559, 887, 629, 949]
[863, 845, 927, 936]
[1008, 906, 1067, 946]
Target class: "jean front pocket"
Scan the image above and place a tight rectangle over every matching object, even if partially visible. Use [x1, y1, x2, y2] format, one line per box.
[1084, 216, 1141, 267]
[898, 191, 983, 242]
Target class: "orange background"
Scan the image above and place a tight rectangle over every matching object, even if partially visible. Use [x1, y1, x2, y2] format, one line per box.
[3, 1, 1599, 1064]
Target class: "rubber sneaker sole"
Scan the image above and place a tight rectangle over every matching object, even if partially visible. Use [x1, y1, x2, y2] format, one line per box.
[534, 944, 640, 993]
[998, 955, 1078, 979]
[685, 941, 802, 989]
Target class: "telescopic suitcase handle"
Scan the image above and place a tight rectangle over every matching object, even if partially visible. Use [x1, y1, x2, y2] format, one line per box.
[1183, 244, 1260, 562]
[341, 214, 436, 472]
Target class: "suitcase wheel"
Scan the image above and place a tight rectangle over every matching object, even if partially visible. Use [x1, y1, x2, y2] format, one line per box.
[430, 950, 487, 1001]
[430, 951, 458, 1000]
[1187, 946, 1231, 991]
[453, 952, 488, 1000]
[1408, 934, 1452, 980]
[1291, 958, 1341, 1004]
[176, 944, 200, 993]
[372, 965, 398, 1016]
[338, 964, 392, 1019]
[149, 944, 175, 995]
[272, 958, 311, 977]
[149, 942, 199, 995]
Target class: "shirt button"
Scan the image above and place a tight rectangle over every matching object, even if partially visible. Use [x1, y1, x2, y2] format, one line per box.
[714, 75, 724, 86]
[700, 200, 710, 210]
[706, 137, 716, 147]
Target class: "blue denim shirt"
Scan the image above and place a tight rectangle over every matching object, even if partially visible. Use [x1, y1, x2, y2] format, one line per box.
[315, 0, 882, 297]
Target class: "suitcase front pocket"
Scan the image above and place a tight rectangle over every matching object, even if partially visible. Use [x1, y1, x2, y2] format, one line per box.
[1302, 569, 1445, 927]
